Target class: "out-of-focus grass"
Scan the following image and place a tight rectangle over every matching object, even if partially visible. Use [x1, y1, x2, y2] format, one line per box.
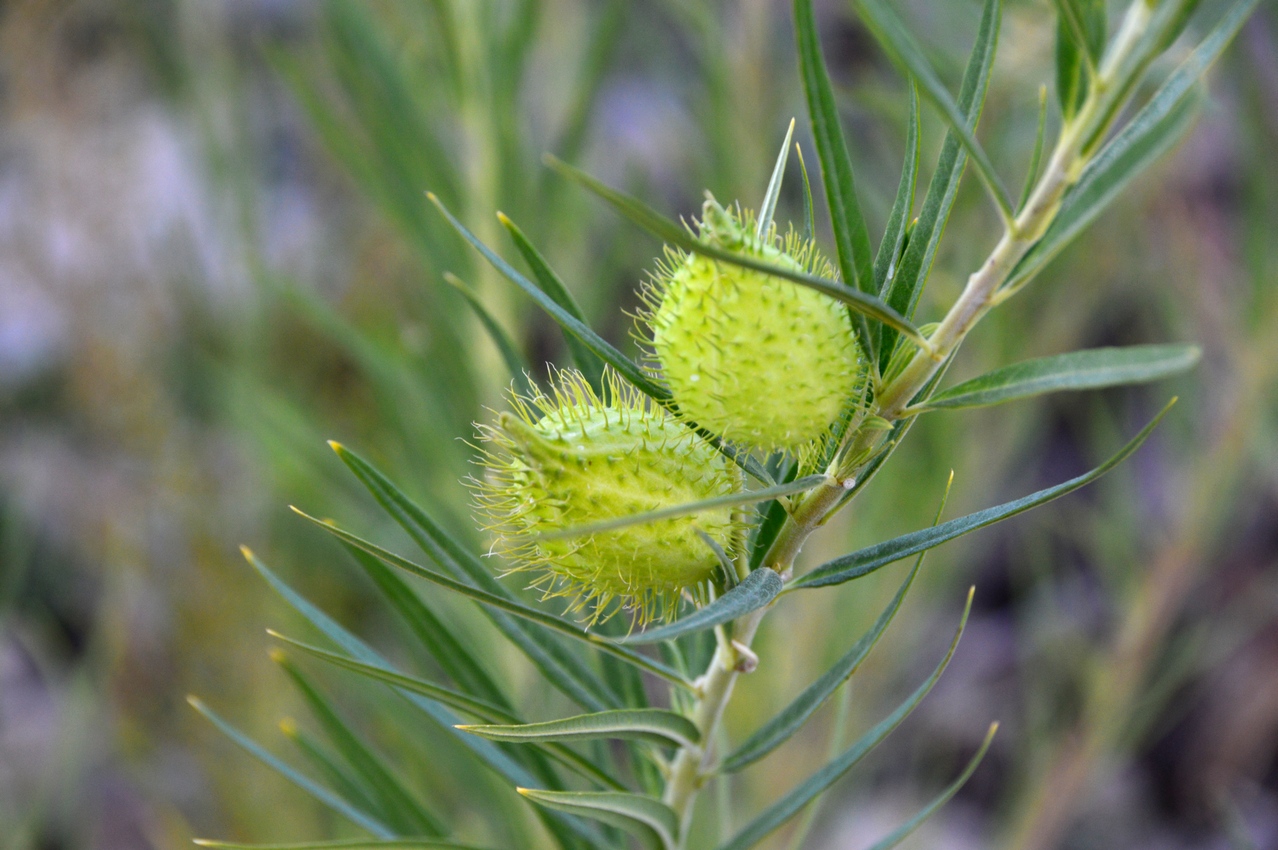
[0, 1, 1274, 848]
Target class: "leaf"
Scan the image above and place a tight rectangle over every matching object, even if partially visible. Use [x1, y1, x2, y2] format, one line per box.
[1018, 86, 1049, 212]
[187, 697, 392, 837]
[270, 632, 627, 792]
[856, 0, 1013, 220]
[757, 118, 796, 241]
[917, 344, 1200, 411]
[330, 441, 627, 710]
[518, 789, 679, 850]
[1053, 0, 1104, 120]
[290, 504, 693, 688]
[793, 0, 874, 298]
[877, 0, 999, 362]
[460, 709, 700, 750]
[542, 156, 928, 349]
[536, 475, 827, 541]
[862, 723, 999, 850]
[715, 590, 973, 850]
[194, 841, 491, 850]
[795, 143, 816, 243]
[498, 214, 606, 388]
[616, 569, 783, 645]
[440, 273, 530, 393]
[721, 554, 922, 772]
[274, 654, 446, 836]
[1007, 0, 1258, 292]
[873, 82, 921, 297]
[792, 398, 1175, 589]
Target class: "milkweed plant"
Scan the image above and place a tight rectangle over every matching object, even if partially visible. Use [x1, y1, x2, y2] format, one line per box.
[193, 0, 1256, 848]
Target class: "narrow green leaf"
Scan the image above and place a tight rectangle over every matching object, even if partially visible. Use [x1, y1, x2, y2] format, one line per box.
[194, 841, 490, 850]
[794, 144, 817, 243]
[616, 569, 783, 645]
[918, 344, 1200, 411]
[188, 697, 391, 837]
[274, 655, 445, 837]
[460, 709, 700, 750]
[792, 399, 1175, 589]
[1008, 0, 1258, 291]
[542, 157, 927, 348]
[721, 555, 922, 772]
[518, 789, 679, 850]
[1054, 0, 1105, 120]
[329, 441, 626, 710]
[270, 632, 626, 792]
[856, 0, 1013, 220]
[873, 82, 921, 297]
[748, 460, 799, 570]
[1018, 86, 1049, 212]
[793, 0, 875, 297]
[537, 475, 827, 542]
[715, 590, 973, 850]
[878, 0, 999, 362]
[283, 724, 382, 821]
[431, 194, 774, 484]
[498, 214, 606, 387]
[757, 119, 796, 241]
[862, 722, 999, 850]
[289, 506, 693, 688]
[440, 273, 529, 393]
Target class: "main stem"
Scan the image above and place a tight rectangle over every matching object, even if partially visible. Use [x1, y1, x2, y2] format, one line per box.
[661, 3, 1155, 840]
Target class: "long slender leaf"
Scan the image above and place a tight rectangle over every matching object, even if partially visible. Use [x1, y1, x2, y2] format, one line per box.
[283, 723, 382, 821]
[542, 157, 928, 348]
[793, 0, 874, 299]
[274, 654, 445, 836]
[757, 119, 796, 241]
[290, 506, 693, 688]
[917, 344, 1200, 411]
[873, 82, 921, 297]
[856, 0, 1012, 220]
[1007, 0, 1258, 291]
[795, 144, 816, 243]
[518, 789, 679, 850]
[721, 554, 923, 772]
[330, 441, 626, 710]
[188, 697, 392, 837]
[716, 590, 974, 850]
[270, 632, 626, 792]
[430, 195, 773, 484]
[537, 475, 827, 542]
[1018, 85, 1049, 212]
[195, 842, 491, 850]
[878, 0, 999, 362]
[440, 273, 530, 393]
[617, 569, 783, 645]
[862, 723, 999, 850]
[460, 709, 700, 750]
[498, 214, 606, 387]
[793, 398, 1175, 589]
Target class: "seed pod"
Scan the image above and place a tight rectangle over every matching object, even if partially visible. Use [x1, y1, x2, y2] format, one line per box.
[473, 369, 743, 624]
[643, 198, 865, 453]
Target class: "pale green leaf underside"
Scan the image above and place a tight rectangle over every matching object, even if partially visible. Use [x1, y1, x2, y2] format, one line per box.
[616, 568, 783, 645]
[919, 344, 1200, 410]
[716, 590, 973, 850]
[460, 708, 700, 749]
[519, 789, 679, 850]
[793, 398, 1174, 589]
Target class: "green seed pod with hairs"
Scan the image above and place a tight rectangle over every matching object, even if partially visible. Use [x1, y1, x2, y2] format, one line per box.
[472, 369, 744, 624]
[642, 197, 866, 453]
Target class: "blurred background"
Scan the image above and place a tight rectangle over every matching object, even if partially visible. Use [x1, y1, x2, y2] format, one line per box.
[0, 0, 1275, 848]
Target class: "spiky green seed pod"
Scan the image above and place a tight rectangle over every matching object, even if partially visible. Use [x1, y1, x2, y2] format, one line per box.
[643, 198, 865, 453]
[473, 369, 743, 624]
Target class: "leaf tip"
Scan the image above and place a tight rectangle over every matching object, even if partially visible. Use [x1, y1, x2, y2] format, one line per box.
[278, 716, 299, 737]
[516, 786, 533, 797]
[239, 545, 254, 562]
[327, 439, 344, 452]
[496, 211, 513, 226]
[268, 647, 288, 665]
[185, 694, 203, 710]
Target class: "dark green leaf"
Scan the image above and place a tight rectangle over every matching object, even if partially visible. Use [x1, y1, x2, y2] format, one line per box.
[542, 157, 928, 348]
[918, 344, 1200, 410]
[792, 398, 1175, 589]
[878, 0, 999, 362]
[715, 590, 973, 850]
[616, 569, 783, 645]
[873, 82, 921, 297]
[856, 0, 1012, 220]
[460, 709, 700, 750]
[518, 789, 679, 850]
[793, 0, 875, 298]
[795, 144, 816, 243]
[862, 723, 999, 850]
